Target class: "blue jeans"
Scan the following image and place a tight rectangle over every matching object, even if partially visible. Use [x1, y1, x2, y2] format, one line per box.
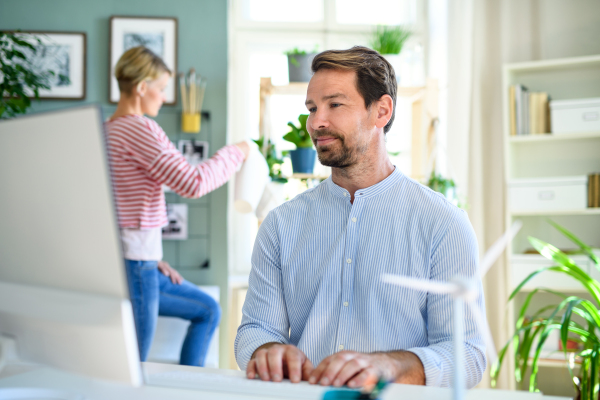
[124, 260, 221, 366]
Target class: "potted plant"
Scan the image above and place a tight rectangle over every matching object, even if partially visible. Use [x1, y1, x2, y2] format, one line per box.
[491, 220, 600, 399]
[283, 114, 315, 174]
[285, 47, 317, 83]
[0, 31, 67, 119]
[369, 25, 411, 83]
[253, 137, 288, 184]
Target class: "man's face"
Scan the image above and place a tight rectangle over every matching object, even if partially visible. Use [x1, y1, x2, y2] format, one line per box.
[305, 69, 374, 168]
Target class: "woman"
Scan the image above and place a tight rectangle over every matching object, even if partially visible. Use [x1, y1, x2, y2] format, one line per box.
[105, 46, 249, 366]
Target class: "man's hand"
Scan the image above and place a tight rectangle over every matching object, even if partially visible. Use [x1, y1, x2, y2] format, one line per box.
[157, 260, 183, 285]
[247, 343, 314, 383]
[308, 351, 425, 388]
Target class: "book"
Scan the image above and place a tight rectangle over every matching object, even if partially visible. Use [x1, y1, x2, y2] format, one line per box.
[509, 86, 517, 136]
[589, 174, 595, 208]
[523, 90, 529, 135]
[529, 92, 538, 134]
[515, 85, 527, 135]
[596, 174, 600, 208]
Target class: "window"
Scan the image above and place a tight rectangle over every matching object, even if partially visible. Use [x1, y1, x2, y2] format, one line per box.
[242, 0, 324, 23]
[228, 0, 427, 274]
[334, 0, 417, 25]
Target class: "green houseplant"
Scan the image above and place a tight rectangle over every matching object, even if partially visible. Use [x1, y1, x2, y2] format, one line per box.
[285, 47, 317, 83]
[283, 114, 315, 174]
[370, 25, 411, 84]
[253, 137, 288, 183]
[427, 172, 456, 200]
[0, 31, 67, 119]
[370, 25, 412, 55]
[491, 220, 600, 399]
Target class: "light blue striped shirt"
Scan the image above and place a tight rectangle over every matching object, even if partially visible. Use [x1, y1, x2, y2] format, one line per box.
[235, 168, 486, 388]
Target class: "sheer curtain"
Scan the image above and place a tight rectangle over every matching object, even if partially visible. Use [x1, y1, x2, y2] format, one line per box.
[446, 0, 514, 389]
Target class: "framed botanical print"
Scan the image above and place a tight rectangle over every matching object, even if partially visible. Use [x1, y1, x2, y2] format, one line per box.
[14, 32, 86, 100]
[109, 16, 178, 104]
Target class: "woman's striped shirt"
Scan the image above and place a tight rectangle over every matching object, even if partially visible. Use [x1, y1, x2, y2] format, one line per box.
[105, 114, 244, 229]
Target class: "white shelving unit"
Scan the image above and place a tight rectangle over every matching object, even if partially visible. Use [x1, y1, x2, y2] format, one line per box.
[503, 55, 600, 385]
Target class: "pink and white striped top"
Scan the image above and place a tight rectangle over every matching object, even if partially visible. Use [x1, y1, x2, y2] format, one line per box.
[105, 114, 244, 229]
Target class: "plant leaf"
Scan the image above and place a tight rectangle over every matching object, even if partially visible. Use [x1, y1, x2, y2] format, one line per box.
[548, 219, 600, 267]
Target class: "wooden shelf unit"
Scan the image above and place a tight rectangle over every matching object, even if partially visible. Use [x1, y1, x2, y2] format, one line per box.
[258, 77, 439, 182]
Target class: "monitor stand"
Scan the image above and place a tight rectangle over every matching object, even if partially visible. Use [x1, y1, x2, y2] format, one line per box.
[0, 337, 85, 400]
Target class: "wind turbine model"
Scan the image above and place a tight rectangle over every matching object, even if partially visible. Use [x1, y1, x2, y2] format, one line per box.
[382, 220, 523, 400]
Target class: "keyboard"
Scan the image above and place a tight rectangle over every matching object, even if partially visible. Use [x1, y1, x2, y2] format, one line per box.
[146, 370, 358, 399]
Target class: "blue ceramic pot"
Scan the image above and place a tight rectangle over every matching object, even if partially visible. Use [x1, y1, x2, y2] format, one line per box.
[290, 148, 316, 174]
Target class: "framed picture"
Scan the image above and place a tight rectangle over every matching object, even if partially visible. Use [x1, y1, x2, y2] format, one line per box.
[162, 203, 188, 240]
[178, 140, 209, 166]
[15, 32, 86, 100]
[109, 16, 178, 104]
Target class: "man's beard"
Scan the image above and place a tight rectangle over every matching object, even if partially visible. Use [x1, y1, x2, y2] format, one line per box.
[312, 129, 364, 169]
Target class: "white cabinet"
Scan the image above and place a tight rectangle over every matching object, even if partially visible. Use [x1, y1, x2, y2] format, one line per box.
[503, 55, 600, 379]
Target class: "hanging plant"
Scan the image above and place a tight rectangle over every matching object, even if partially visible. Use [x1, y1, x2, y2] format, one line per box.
[0, 31, 68, 119]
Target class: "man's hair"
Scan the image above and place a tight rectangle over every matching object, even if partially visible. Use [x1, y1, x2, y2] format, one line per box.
[311, 46, 397, 134]
[115, 46, 171, 95]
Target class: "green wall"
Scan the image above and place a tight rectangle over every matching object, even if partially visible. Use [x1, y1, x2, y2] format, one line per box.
[0, 0, 233, 366]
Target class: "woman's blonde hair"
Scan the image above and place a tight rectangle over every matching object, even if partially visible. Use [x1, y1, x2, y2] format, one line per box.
[114, 46, 171, 94]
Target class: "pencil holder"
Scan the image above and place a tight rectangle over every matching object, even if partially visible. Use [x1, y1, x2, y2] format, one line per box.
[182, 112, 201, 133]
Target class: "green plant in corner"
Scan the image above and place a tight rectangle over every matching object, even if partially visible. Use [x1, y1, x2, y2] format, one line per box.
[369, 25, 412, 55]
[283, 114, 313, 149]
[0, 31, 68, 119]
[253, 137, 288, 183]
[491, 220, 600, 399]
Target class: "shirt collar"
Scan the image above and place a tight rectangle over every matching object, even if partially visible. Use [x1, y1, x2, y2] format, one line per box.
[326, 166, 403, 200]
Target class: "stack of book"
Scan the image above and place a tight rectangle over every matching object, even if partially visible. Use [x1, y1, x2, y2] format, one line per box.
[589, 173, 600, 208]
[509, 85, 551, 135]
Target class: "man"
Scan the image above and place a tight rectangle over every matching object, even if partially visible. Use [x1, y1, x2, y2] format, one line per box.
[235, 46, 486, 389]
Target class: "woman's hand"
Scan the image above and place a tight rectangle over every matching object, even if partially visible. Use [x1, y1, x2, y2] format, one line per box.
[235, 141, 251, 160]
[157, 260, 183, 285]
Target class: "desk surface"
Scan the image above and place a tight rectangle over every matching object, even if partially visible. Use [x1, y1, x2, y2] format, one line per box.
[0, 361, 568, 400]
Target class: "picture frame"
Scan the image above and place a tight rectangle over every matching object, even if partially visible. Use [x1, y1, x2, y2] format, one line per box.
[162, 203, 188, 240]
[109, 16, 178, 105]
[178, 140, 209, 166]
[14, 31, 87, 100]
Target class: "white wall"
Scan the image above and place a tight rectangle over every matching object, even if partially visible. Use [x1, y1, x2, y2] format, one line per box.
[503, 0, 600, 63]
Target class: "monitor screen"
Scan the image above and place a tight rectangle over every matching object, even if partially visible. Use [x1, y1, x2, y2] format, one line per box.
[0, 105, 141, 385]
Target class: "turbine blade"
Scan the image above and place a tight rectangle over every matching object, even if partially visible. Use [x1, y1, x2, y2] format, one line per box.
[480, 220, 523, 278]
[382, 274, 459, 295]
[467, 301, 498, 364]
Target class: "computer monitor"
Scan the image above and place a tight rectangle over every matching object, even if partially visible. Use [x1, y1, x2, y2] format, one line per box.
[0, 105, 142, 386]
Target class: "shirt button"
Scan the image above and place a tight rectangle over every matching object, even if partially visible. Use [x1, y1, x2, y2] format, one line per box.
[339, 344, 344, 350]
[343, 302, 349, 307]
[351, 217, 357, 223]
[346, 258, 352, 264]
[343, 192, 347, 197]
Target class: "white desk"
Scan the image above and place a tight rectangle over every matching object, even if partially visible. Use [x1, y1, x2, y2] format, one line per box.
[0, 361, 569, 400]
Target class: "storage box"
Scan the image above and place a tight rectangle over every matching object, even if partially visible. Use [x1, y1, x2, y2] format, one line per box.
[511, 254, 590, 291]
[508, 176, 588, 212]
[550, 97, 600, 134]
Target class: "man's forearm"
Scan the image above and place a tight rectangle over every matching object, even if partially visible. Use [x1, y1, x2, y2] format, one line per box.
[373, 351, 425, 385]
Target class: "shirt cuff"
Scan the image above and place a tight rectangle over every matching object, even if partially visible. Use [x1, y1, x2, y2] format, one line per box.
[406, 347, 445, 387]
[224, 144, 246, 170]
